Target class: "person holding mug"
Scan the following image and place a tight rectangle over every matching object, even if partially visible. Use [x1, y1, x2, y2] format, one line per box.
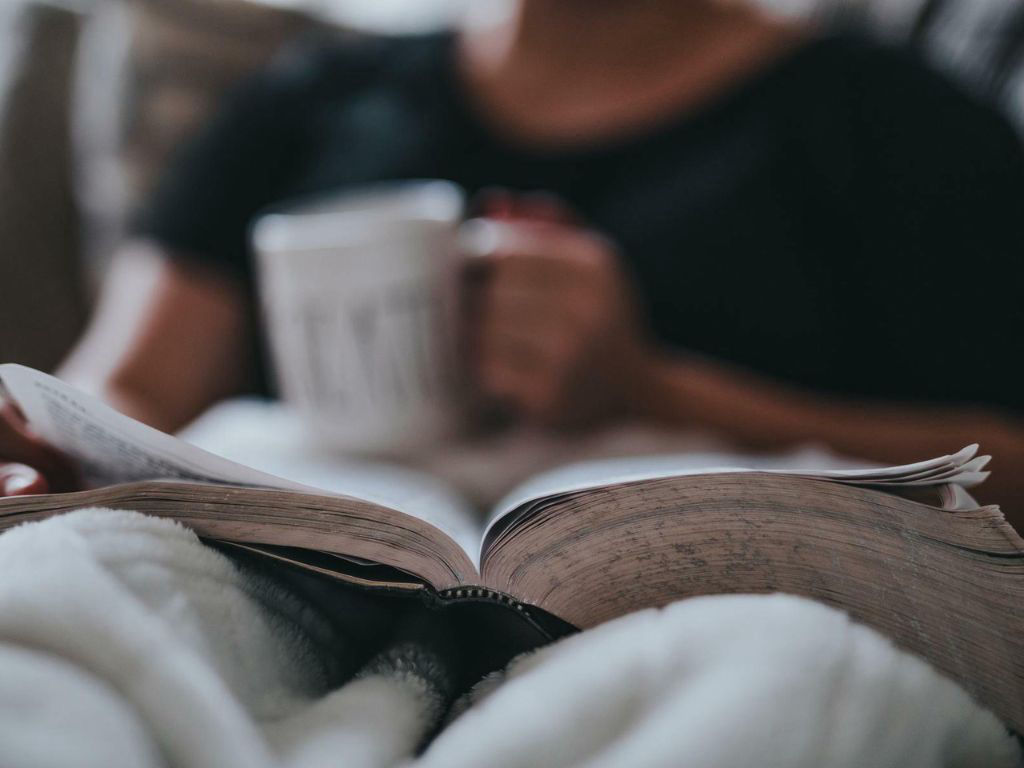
[2, 0, 1023, 523]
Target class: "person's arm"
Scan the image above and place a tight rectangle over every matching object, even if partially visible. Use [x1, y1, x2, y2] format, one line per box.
[630, 351, 1024, 524]
[59, 243, 256, 432]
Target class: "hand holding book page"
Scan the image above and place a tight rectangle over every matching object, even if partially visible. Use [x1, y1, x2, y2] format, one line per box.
[0, 364, 483, 559]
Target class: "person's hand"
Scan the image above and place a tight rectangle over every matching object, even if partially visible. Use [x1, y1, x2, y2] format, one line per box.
[0, 401, 78, 496]
[462, 193, 652, 427]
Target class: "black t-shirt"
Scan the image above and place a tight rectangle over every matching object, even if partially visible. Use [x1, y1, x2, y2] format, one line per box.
[135, 31, 1024, 411]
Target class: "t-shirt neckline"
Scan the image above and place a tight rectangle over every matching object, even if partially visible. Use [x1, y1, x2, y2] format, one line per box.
[433, 28, 834, 162]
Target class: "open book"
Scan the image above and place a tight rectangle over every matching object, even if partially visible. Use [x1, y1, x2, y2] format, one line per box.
[1, 364, 1022, 731]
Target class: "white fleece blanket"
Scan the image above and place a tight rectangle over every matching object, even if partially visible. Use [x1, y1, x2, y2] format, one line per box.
[0, 509, 1019, 768]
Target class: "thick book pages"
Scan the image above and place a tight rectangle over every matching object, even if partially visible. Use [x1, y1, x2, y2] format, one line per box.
[1, 364, 1022, 732]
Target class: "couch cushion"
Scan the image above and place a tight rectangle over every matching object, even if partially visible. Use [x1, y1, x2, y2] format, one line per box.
[910, 0, 1024, 132]
[0, 2, 88, 371]
[74, 0, 338, 278]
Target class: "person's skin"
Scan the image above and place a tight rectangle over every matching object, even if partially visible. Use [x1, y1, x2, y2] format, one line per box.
[1, 0, 1022, 525]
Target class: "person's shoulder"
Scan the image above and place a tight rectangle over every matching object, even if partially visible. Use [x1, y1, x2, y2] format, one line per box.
[795, 32, 947, 88]
[259, 30, 451, 100]
[178, 29, 454, 168]
[783, 32, 1022, 181]
[799, 33, 1019, 146]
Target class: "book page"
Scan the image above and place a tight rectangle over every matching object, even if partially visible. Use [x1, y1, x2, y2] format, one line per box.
[485, 445, 987, 542]
[0, 365, 481, 563]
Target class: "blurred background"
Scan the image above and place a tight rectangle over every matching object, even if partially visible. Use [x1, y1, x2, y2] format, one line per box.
[1, 0, 1022, 373]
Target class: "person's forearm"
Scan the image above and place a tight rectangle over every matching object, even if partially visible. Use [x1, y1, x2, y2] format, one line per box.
[630, 351, 1024, 522]
[58, 245, 256, 434]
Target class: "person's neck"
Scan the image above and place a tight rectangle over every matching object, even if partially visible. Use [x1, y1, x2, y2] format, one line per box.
[502, 0, 761, 73]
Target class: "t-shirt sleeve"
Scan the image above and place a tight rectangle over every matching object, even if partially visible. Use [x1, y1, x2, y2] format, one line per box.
[129, 63, 311, 276]
[129, 53, 322, 278]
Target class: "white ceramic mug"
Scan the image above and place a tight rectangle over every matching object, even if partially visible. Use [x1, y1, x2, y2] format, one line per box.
[253, 180, 467, 455]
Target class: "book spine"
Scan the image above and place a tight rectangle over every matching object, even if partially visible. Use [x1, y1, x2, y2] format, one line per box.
[438, 586, 531, 614]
